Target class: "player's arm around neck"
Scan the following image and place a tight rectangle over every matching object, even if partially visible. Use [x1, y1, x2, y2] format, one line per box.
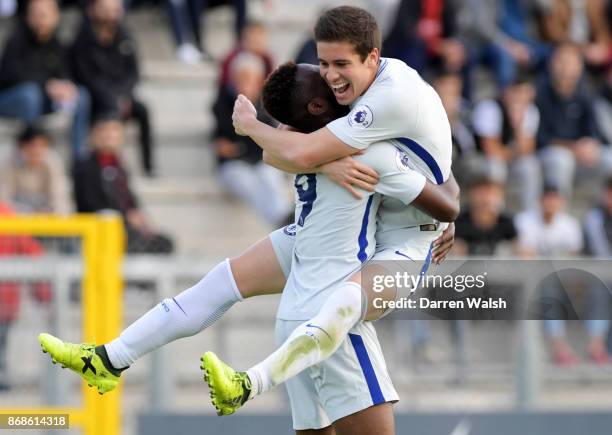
[262, 150, 305, 173]
[264, 150, 380, 200]
[261, 125, 313, 173]
[234, 95, 358, 170]
[247, 121, 357, 170]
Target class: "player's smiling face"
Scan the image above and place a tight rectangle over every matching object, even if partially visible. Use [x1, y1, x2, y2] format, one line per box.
[317, 41, 379, 106]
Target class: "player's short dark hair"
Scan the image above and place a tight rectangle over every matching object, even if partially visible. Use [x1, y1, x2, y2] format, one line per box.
[262, 61, 300, 126]
[263, 62, 349, 133]
[17, 124, 49, 147]
[314, 6, 380, 62]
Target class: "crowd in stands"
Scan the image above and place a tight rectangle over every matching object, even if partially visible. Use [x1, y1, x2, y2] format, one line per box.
[0, 0, 175, 255]
[0, 0, 611, 375]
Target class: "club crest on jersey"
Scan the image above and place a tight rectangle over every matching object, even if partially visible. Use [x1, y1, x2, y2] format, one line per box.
[283, 223, 297, 236]
[395, 149, 411, 172]
[348, 105, 373, 129]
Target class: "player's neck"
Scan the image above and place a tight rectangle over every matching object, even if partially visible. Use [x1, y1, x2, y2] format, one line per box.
[361, 63, 379, 97]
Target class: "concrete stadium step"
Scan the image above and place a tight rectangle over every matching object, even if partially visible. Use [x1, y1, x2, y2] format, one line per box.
[135, 81, 214, 135]
[127, 0, 369, 63]
[122, 129, 216, 179]
[132, 176, 222, 199]
[142, 195, 272, 256]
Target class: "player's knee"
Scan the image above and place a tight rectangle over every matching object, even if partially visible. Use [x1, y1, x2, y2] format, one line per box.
[328, 282, 364, 325]
[303, 323, 339, 357]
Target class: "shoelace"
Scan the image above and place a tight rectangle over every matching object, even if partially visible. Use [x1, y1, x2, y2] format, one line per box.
[241, 373, 252, 390]
[235, 373, 251, 405]
[80, 344, 95, 353]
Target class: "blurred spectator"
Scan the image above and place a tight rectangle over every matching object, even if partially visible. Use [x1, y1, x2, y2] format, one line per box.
[472, 74, 542, 210]
[71, 0, 155, 176]
[451, 175, 521, 374]
[0, 0, 16, 17]
[73, 117, 173, 254]
[0, 0, 90, 160]
[583, 177, 612, 258]
[219, 21, 273, 89]
[536, 43, 612, 199]
[0, 202, 46, 391]
[383, 0, 468, 85]
[431, 70, 477, 184]
[583, 177, 612, 363]
[463, 0, 551, 88]
[168, 0, 247, 64]
[366, 0, 402, 38]
[212, 52, 292, 227]
[594, 66, 612, 146]
[515, 185, 581, 256]
[454, 176, 519, 256]
[535, 0, 611, 69]
[0, 125, 70, 214]
[166, 0, 206, 63]
[515, 185, 608, 365]
[295, 36, 317, 66]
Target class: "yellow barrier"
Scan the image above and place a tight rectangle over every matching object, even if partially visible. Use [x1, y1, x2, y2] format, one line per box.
[0, 214, 124, 435]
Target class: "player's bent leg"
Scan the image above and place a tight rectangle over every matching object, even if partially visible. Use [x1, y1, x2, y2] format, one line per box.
[333, 403, 394, 435]
[39, 259, 244, 392]
[201, 281, 364, 413]
[103, 259, 245, 369]
[39, 228, 293, 392]
[230, 234, 288, 298]
[361, 242, 435, 321]
[107, 232, 289, 368]
[245, 281, 363, 396]
[360, 261, 420, 321]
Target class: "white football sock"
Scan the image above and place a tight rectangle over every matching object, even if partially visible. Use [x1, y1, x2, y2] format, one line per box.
[105, 259, 243, 369]
[246, 281, 363, 399]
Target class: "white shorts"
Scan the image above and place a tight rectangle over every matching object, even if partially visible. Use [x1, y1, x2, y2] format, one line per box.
[368, 229, 437, 317]
[268, 224, 296, 279]
[270, 224, 437, 318]
[276, 319, 399, 430]
[373, 225, 438, 263]
[270, 224, 438, 280]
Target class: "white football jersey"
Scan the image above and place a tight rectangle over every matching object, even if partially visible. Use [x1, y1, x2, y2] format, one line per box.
[326, 57, 453, 244]
[276, 142, 427, 320]
[326, 57, 452, 186]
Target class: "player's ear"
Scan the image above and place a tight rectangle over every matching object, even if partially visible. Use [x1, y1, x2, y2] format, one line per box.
[307, 97, 328, 115]
[367, 48, 380, 67]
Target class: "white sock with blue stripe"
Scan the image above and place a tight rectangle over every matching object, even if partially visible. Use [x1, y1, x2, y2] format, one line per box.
[105, 259, 243, 369]
[246, 281, 363, 399]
